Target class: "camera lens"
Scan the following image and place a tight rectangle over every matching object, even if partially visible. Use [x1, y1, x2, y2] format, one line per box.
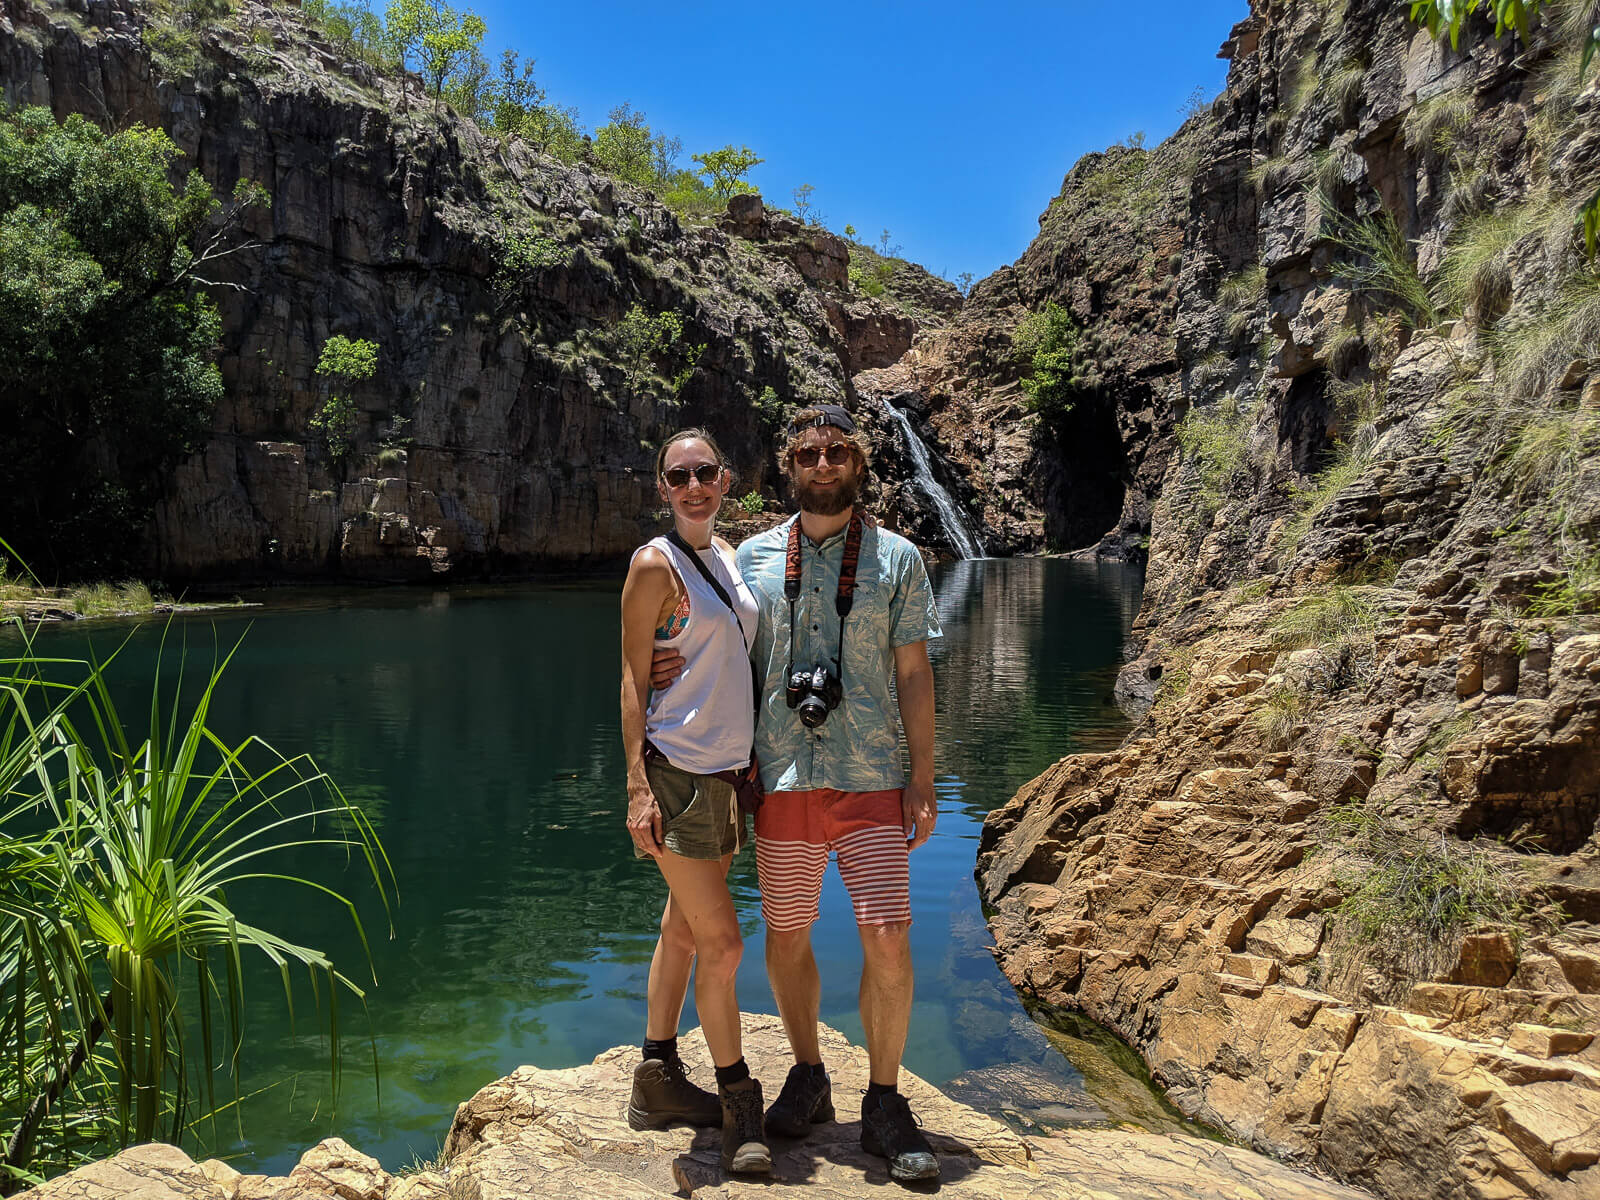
[796, 694, 830, 728]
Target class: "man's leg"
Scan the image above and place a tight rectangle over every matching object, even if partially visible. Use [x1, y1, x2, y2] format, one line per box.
[754, 792, 829, 1066]
[764, 925, 822, 1065]
[857, 921, 913, 1086]
[834, 794, 937, 1181]
[756, 792, 838, 1138]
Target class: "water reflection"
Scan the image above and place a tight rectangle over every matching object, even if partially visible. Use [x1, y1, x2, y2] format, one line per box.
[15, 559, 1150, 1171]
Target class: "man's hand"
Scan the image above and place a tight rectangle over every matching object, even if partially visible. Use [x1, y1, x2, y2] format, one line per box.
[650, 647, 685, 691]
[902, 776, 937, 850]
[627, 789, 664, 858]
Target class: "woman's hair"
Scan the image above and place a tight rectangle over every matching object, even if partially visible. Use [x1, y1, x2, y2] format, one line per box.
[655, 427, 729, 481]
[776, 407, 872, 481]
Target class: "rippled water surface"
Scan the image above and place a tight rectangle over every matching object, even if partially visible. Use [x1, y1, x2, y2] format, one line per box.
[25, 557, 1157, 1171]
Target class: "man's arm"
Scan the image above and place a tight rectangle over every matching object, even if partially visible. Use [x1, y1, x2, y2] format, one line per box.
[893, 639, 937, 850]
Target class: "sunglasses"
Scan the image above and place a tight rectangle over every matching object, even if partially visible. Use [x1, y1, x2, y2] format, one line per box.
[662, 463, 722, 489]
[793, 442, 853, 469]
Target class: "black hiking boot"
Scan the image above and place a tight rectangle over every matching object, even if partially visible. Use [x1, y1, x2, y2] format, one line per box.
[719, 1076, 772, 1175]
[860, 1091, 940, 1182]
[627, 1057, 721, 1130]
[764, 1063, 835, 1137]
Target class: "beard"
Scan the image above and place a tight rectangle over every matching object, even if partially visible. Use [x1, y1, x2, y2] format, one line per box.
[794, 471, 860, 516]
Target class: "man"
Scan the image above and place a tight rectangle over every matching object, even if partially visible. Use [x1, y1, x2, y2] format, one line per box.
[655, 403, 943, 1182]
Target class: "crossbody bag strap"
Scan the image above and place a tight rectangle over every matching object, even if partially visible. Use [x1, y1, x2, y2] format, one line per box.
[665, 531, 742, 629]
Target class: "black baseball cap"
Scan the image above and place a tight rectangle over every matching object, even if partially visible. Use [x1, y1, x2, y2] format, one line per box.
[787, 403, 857, 436]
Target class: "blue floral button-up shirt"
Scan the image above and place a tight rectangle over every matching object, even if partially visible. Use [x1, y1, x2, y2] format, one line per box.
[737, 515, 942, 793]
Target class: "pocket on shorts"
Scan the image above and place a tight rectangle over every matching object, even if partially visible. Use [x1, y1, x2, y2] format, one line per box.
[644, 757, 696, 822]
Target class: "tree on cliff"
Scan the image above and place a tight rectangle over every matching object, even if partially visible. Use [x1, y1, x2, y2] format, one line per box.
[693, 145, 764, 201]
[0, 108, 267, 580]
[594, 103, 681, 189]
[384, 0, 487, 100]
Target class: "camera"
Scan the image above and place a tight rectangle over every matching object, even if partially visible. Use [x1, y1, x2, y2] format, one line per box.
[786, 663, 843, 728]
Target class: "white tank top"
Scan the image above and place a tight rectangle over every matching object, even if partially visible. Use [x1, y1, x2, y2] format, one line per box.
[636, 536, 759, 774]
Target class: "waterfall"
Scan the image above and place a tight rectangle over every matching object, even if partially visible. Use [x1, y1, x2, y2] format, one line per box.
[880, 400, 987, 560]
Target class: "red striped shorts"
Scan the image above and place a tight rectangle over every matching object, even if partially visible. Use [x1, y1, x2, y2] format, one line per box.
[754, 788, 911, 932]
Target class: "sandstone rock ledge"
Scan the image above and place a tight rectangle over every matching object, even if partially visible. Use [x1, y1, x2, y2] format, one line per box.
[26, 1016, 1370, 1200]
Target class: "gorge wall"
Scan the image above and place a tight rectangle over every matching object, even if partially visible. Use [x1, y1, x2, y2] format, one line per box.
[979, 2, 1600, 1199]
[0, 0, 963, 581]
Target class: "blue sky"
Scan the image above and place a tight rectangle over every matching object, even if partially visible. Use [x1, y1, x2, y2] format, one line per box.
[465, 1, 1247, 284]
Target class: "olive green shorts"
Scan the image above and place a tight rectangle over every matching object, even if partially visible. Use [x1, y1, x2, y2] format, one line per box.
[637, 756, 747, 861]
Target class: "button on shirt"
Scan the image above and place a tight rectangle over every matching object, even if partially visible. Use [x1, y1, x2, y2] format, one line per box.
[737, 515, 942, 793]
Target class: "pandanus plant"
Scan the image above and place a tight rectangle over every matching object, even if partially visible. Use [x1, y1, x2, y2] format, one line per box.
[0, 614, 392, 1192]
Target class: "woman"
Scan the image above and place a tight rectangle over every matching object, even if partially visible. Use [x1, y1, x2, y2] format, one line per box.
[619, 428, 770, 1175]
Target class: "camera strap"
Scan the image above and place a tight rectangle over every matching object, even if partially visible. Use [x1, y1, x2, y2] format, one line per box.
[784, 509, 865, 688]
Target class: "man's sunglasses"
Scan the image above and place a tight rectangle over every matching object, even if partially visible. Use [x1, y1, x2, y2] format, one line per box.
[662, 463, 722, 489]
[793, 442, 853, 469]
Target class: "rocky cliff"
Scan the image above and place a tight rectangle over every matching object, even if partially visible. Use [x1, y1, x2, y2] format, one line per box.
[979, 2, 1600, 1199]
[0, 0, 960, 581]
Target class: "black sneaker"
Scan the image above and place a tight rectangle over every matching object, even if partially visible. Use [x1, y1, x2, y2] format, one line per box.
[860, 1091, 940, 1182]
[627, 1057, 721, 1129]
[719, 1076, 772, 1175]
[764, 1063, 835, 1137]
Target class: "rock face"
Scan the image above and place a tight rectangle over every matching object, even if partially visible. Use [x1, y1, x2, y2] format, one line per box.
[979, 2, 1600, 1199]
[21, 1021, 1373, 1200]
[0, 0, 960, 579]
[856, 124, 1205, 558]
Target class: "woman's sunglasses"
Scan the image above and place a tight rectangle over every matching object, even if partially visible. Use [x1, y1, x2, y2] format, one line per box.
[662, 463, 722, 489]
[793, 442, 853, 469]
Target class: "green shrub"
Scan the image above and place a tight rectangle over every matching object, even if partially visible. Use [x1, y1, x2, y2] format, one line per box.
[1321, 801, 1525, 953]
[1403, 89, 1475, 155]
[1322, 207, 1440, 329]
[0, 626, 390, 1183]
[1269, 586, 1376, 650]
[1254, 684, 1312, 750]
[1014, 302, 1095, 419]
[311, 336, 379, 462]
[1175, 394, 1251, 513]
[495, 230, 566, 299]
[1527, 552, 1600, 615]
[753, 385, 793, 437]
[737, 492, 765, 515]
[68, 581, 157, 617]
[1245, 155, 1304, 197]
[1216, 264, 1266, 340]
[611, 305, 684, 395]
[849, 261, 886, 297]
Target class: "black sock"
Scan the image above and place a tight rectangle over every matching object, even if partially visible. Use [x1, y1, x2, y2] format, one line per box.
[865, 1080, 897, 1103]
[807, 1061, 827, 1078]
[642, 1036, 678, 1063]
[715, 1058, 751, 1088]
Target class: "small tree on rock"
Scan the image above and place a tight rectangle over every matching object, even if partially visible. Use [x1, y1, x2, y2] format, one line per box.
[693, 145, 763, 202]
[311, 335, 379, 463]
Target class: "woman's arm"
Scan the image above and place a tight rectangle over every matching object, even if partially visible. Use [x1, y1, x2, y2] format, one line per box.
[621, 547, 676, 858]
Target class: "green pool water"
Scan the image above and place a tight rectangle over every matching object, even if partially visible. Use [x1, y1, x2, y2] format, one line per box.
[25, 556, 1168, 1172]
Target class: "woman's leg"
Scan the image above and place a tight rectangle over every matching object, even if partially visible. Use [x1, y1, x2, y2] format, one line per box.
[655, 850, 743, 1066]
[644, 892, 697, 1040]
